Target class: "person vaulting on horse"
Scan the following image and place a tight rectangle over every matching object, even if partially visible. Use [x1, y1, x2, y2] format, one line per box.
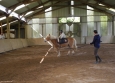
[58, 30, 67, 44]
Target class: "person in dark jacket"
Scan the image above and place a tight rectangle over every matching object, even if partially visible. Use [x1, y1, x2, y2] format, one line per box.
[90, 30, 102, 64]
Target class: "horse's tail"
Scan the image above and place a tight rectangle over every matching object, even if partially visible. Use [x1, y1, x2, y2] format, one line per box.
[73, 38, 78, 49]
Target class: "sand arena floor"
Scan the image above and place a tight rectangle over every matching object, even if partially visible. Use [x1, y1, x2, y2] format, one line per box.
[0, 44, 115, 83]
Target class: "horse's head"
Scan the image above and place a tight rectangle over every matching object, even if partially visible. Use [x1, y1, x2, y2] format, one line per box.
[44, 34, 51, 42]
[44, 34, 57, 42]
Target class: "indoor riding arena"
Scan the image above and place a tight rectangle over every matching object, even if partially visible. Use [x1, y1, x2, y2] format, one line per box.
[0, 0, 115, 83]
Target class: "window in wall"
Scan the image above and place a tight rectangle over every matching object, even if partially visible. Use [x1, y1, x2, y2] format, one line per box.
[87, 6, 94, 21]
[59, 17, 80, 23]
[100, 16, 107, 36]
[87, 16, 94, 21]
[87, 6, 94, 36]
[45, 7, 52, 35]
[87, 6, 94, 15]
[67, 17, 75, 22]
[100, 16, 108, 21]
[32, 19, 40, 38]
[74, 23, 81, 37]
[46, 24, 52, 35]
[45, 7, 52, 17]
[87, 22, 94, 36]
[100, 22, 107, 36]
[59, 18, 67, 23]
[33, 24, 40, 38]
[74, 17, 80, 22]
[46, 18, 52, 23]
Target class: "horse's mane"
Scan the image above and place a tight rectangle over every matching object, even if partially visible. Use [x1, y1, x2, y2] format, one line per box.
[50, 35, 57, 39]
[47, 34, 57, 39]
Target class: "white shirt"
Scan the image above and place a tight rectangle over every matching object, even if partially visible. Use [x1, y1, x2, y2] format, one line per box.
[59, 32, 66, 39]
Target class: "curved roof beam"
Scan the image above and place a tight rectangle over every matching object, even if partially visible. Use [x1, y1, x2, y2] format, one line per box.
[0, 4, 26, 21]
[75, 0, 114, 16]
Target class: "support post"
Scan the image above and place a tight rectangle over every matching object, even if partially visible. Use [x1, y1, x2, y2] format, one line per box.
[18, 20, 20, 38]
[6, 16, 10, 39]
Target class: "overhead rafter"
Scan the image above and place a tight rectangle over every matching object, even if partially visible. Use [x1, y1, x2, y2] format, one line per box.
[22, 0, 38, 4]
[27, 0, 73, 18]
[74, 6, 104, 14]
[1, 0, 115, 27]
[76, 0, 113, 16]
[94, 0, 115, 9]
[32, 4, 89, 18]
[33, 5, 69, 18]
[39, 0, 46, 11]
[20, 0, 50, 17]
[9, 0, 22, 9]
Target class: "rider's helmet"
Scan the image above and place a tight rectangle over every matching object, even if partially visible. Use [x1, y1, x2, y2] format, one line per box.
[60, 30, 63, 33]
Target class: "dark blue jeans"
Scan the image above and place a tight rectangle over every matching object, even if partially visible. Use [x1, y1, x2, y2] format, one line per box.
[59, 38, 67, 44]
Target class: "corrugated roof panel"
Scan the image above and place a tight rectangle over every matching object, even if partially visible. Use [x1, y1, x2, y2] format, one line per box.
[74, 7, 87, 16]
[52, 7, 69, 17]
[27, 2, 39, 9]
[94, 11, 106, 16]
[41, 0, 49, 3]
[33, 13, 45, 18]
[16, 7, 29, 14]
[44, 2, 51, 7]
[104, 0, 115, 5]
[0, 0, 18, 8]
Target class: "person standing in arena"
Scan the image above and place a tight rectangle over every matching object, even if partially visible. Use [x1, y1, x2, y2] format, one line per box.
[90, 30, 102, 64]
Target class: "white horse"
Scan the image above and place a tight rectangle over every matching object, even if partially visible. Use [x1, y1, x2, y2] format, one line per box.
[44, 34, 78, 57]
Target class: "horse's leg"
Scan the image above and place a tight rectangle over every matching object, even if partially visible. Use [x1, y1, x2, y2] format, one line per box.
[53, 45, 58, 53]
[73, 38, 78, 51]
[71, 44, 75, 55]
[57, 50, 61, 57]
[71, 39, 76, 55]
[67, 50, 71, 55]
[56, 48, 61, 57]
[72, 50, 75, 54]
[52, 45, 55, 50]
[65, 43, 70, 55]
[54, 46, 58, 53]
[71, 38, 77, 55]
[69, 48, 75, 55]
